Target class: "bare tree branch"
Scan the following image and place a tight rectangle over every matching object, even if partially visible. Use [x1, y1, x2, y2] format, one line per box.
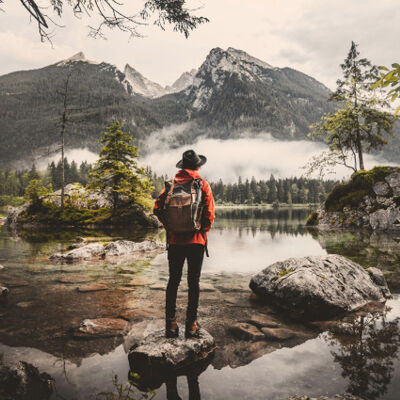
[13, 0, 208, 43]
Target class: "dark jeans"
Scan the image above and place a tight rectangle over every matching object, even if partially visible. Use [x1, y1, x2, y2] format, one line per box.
[166, 244, 205, 322]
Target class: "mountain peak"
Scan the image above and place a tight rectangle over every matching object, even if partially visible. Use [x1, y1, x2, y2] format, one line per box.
[226, 47, 274, 69]
[167, 69, 197, 93]
[68, 51, 86, 62]
[200, 47, 274, 79]
[56, 51, 98, 66]
[124, 64, 165, 98]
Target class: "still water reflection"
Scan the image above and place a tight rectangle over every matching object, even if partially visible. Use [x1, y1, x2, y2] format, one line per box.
[0, 207, 399, 400]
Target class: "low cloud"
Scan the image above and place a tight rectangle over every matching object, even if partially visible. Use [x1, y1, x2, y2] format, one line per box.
[36, 148, 98, 170]
[34, 134, 389, 184]
[140, 135, 387, 183]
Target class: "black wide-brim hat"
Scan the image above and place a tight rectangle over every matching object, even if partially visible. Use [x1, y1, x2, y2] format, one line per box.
[176, 149, 207, 169]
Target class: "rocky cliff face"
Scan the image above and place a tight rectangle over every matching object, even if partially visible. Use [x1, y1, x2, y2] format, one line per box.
[308, 167, 400, 230]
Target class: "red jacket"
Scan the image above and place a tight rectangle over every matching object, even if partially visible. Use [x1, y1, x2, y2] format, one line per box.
[153, 169, 215, 245]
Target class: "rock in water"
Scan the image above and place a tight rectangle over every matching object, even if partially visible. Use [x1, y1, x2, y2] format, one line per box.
[74, 318, 130, 338]
[250, 254, 391, 320]
[104, 240, 164, 256]
[0, 361, 53, 400]
[50, 242, 106, 261]
[50, 239, 165, 262]
[284, 395, 363, 400]
[0, 286, 9, 299]
[128, 328, 215, 377]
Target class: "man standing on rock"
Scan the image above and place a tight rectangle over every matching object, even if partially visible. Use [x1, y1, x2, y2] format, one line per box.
[153, 150, 215, 339]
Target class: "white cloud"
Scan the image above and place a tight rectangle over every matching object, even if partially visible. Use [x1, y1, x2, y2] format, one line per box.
[140, 135, 387, 183]
[36, 148, 98, 170]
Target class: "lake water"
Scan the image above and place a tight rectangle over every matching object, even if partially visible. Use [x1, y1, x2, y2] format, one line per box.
[0, 207, 399, 400]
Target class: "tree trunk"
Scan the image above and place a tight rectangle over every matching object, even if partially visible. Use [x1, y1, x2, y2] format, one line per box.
[61, 124, 65, 208]
[60, 72, 71, 210]
[356, 129, 365, 170]
[112, 192, 118, 216]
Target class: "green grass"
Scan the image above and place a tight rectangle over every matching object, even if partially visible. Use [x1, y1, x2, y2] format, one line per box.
[277, 268, 293, 278]
[19, 201, 113, 226]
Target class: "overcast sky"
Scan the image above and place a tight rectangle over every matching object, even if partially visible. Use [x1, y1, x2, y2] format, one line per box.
[1, 0, 399, 89]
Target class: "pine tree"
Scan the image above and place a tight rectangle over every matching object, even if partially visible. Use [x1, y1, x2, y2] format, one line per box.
[88, 121, 153, 214]
[309, 41, 396, 172]
[28, 164, 40, 181]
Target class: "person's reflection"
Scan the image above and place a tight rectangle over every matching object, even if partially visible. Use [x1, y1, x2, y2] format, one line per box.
[165, 370, 201, 400]
[326, 310, 400, 400]
[130, 355, 210, 400]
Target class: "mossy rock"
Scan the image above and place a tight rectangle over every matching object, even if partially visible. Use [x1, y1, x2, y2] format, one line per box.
[325, 166, 400, 212]
[306, 210, 319, 226]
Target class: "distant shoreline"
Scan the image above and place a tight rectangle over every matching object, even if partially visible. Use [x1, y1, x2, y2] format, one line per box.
[215, 203, 317, 209]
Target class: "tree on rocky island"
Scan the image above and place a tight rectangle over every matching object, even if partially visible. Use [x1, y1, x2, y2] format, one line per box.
[307, 41, 396, 176]
[2, 0, 208, 43]
[88, 121, 153, 215]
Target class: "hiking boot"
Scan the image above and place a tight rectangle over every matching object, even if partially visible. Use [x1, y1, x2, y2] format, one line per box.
[165, 318, 179, 338]
[185, 320, 201, 339]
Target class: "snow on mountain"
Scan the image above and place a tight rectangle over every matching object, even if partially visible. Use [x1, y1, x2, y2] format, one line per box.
[196, 47, 274, 84]
[56, 52, 98, 66]
[124, 64, 166, 98]
[189, 47, 277, 110]
[165, 69, 197, 93]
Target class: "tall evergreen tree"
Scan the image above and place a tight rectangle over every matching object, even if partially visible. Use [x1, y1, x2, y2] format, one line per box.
[88, 121, 153, 214]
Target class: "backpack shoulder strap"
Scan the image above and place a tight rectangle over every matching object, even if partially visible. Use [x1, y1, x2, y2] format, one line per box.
[167, 179, 176, 196]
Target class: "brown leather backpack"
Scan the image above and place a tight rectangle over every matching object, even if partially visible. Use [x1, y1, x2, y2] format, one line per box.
[163, 178, 203, 232]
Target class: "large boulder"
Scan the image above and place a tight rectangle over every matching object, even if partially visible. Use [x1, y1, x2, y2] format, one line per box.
[128, 326, 215, 377]
[250, 255, 391, 320]
[51, 184, 112, 208]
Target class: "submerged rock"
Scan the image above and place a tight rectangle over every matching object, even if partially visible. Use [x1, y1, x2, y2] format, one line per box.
[250, 254, 391, 320]
[58, 274, 95, 284]
[77, 283, 108, 292]
[261, 327, 296, 341]
[229, 322, 265, 341]
[128, 327, 215, 376]
[0, 361, 53, 400]
[74, 317, 130, 338]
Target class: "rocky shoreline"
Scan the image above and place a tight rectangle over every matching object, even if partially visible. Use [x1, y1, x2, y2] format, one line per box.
[308, 167, 400, 230]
